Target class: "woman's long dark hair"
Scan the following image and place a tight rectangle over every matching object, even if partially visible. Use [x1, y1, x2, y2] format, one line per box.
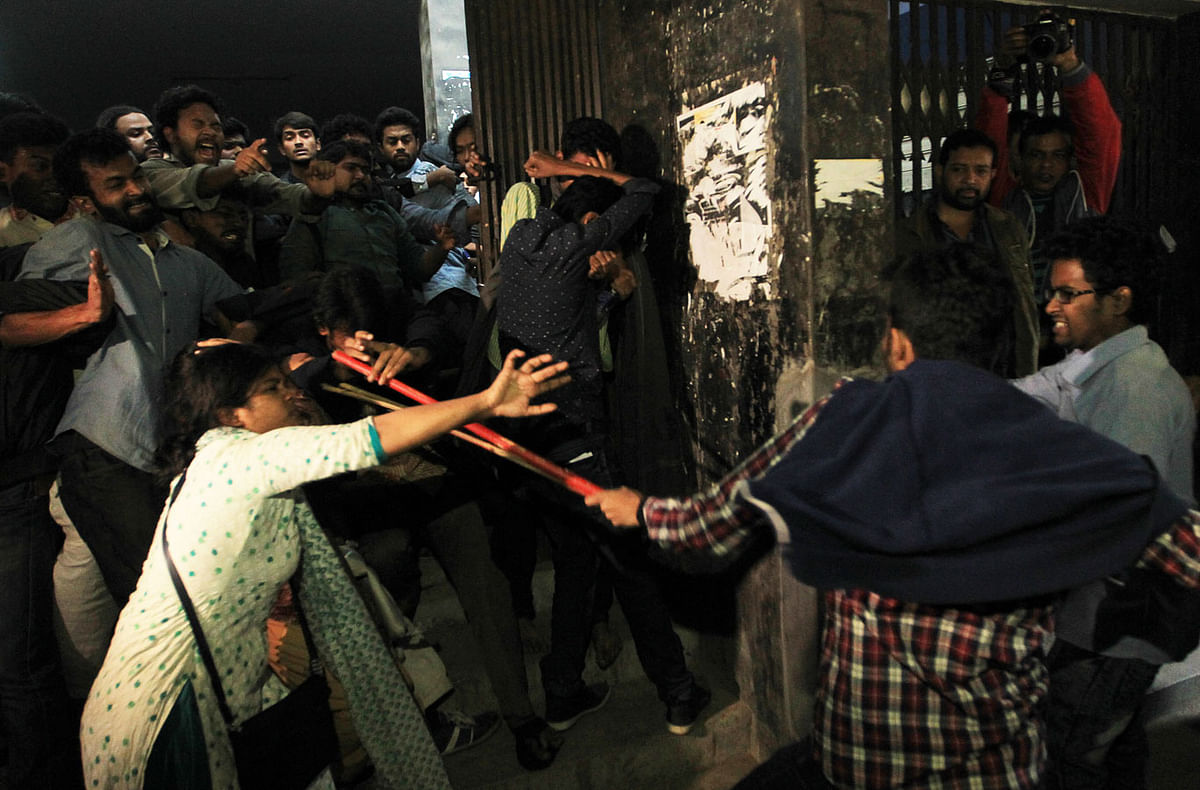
[154, 342, 281, 482]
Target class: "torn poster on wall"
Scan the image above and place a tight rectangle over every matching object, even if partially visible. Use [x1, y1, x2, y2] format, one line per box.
[813, 159, 885, 208]
[677, 82, 770, 301]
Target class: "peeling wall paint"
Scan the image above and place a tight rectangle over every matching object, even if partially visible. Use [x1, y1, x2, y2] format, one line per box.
[596, 0, 892, 757]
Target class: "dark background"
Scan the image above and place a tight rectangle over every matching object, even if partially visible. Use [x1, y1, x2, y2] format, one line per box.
[0, 1, 426, 155]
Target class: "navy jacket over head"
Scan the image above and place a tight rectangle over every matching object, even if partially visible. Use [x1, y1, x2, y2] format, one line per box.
[747, 360, 1189, 605]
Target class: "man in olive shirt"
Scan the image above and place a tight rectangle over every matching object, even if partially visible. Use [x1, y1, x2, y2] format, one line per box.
[144, 84, 334, 220]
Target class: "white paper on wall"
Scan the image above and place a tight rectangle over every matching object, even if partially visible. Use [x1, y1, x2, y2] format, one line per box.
[813, 158, 884, 208]
[677, 82, 770, 301]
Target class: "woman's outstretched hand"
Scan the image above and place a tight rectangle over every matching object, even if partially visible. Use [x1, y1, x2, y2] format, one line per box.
[484, 350, 570, 418]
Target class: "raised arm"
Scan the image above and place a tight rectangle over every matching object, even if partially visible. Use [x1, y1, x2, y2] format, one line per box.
[975, 84, 1017, 207]
[371, 349, 568, 455]
[193, 138, 273, 198]
[523, 151, 632, 186]
[0, 249, 113, 347]
[1060, 62, 1121, 214]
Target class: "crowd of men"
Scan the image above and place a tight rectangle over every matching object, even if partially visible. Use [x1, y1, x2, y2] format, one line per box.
[892, 24, 1197, 790]
[0, 79, 713, 787]
[1, 17, 1199, 790]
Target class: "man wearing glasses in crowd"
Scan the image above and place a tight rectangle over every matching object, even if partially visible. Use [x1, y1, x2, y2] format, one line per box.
[1013, 216, 1196, 787]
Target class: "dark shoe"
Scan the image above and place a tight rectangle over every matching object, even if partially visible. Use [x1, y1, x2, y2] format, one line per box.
[429, 709, 501, 755]
[666, 685, 711, 735]
[513, 717, 563, 770]
[545, 682, 611, 731]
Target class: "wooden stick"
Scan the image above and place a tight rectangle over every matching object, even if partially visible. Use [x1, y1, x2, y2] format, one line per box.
[331, 351, 601, 497]
[319, 383, 550, 481]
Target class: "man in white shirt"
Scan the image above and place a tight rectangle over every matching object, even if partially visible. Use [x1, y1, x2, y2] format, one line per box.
[1014, 216, 1195, 788]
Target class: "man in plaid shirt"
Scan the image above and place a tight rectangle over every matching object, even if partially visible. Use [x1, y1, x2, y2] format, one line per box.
[588, 247, 1200, 789]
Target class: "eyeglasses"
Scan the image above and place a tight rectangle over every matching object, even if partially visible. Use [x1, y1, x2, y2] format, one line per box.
[1043, 286, 1113, 304]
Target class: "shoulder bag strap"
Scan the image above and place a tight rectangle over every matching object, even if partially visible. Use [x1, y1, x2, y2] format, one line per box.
[160, 470, 240, 726]
[161, 468, 325, 729]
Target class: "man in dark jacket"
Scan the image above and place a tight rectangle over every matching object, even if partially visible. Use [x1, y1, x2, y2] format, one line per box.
[0, 242, 111, 788]
[498, 151, 711, 737]
[896, 128, 1037, 376]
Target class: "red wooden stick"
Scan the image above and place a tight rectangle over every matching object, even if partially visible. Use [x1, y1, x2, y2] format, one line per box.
[331, 351, 601, 497]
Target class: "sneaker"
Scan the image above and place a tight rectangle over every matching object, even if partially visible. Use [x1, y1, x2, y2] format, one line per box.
[429, 708, 501, 755]
[545, 682, 611, 731]
[666, 685, 711, 735]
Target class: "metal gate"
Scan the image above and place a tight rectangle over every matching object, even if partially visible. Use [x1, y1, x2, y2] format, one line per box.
[890, 1, 1173, 220]
[463, 0, 605, 276]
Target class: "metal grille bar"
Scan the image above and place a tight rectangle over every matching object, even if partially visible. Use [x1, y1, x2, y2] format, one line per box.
[464, 0, 604, 277]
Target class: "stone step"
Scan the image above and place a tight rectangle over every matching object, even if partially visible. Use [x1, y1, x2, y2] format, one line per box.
[679, 753, 763, 790]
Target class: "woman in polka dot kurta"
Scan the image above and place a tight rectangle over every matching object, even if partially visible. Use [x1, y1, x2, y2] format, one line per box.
[80, 342, 567, 789]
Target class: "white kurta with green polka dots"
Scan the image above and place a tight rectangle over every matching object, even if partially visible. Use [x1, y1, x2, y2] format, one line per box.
[81, 418, 385, 789]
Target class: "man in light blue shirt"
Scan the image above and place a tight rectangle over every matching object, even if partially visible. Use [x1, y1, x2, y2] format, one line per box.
[1, 128, 245, 604]
[1013, 217, 1195, 788]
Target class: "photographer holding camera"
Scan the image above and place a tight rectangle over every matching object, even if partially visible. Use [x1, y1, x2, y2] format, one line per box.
[976, 10, 1122, 296]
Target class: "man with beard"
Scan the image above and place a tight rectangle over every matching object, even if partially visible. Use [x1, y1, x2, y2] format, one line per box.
[279, 139, 454, 296]
[370, 106, 479, 249]
[95, 105, 162, 162]
[274, 111, 321, 184]
[896, 128, 1038, 376]
[373, 106, 459, 208]
[1, 128, 246, 606]
[143, 84, 334, 220]
[584, 246, 1200, 789]
[0, 112, 72, 247]
[278, 140, 464, 382]
[179, 195, 276, 288]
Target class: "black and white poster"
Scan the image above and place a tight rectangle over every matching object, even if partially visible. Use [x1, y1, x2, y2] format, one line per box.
[677, 82, 770, 300]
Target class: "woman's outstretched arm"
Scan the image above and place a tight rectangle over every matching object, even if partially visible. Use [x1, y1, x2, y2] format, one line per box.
[371, 349, 569, 456]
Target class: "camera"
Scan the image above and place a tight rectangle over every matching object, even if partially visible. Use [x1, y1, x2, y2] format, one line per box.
[1023, 11, 1074, 62]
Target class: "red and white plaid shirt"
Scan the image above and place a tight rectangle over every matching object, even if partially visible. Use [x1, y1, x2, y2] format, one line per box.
[640, 381, 1200, 788]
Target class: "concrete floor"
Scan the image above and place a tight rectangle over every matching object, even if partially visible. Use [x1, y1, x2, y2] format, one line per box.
[6, 549, 1197, 789]
[1147, 719, 1200, 788]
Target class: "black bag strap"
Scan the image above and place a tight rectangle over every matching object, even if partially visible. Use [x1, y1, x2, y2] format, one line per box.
[160, 470, 323, 729]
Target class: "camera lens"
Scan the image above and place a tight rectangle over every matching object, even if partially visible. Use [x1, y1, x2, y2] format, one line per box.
[1028, 33, 1057, 60]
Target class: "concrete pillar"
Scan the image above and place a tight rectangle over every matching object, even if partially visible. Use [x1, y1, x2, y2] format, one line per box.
[419, 0, 472, 142]
[597, 0, 892, 757]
